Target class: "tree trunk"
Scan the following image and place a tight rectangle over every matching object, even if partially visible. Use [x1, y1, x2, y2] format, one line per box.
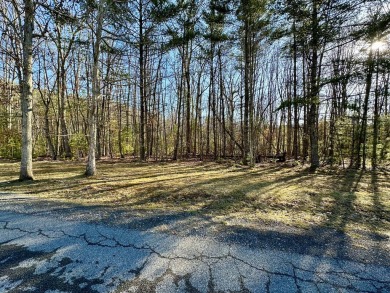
[118, 88, 124, 158]
[173, 49, 184, 161]
[218, 47, 226, 158]
[44, 102, 56, 159]
[59, 63, 72, 158]
[185, 43, 192, 157]
[359, 47, 374, 169]
[292, 19, 299, 160]
[243, 18, 251, 165]
[372, 51, 380, 170]
[86, 0, 104, 176]
[308, 0, 320, 170]
[19, 0, 34, 181]
[139, 1, 146, 161]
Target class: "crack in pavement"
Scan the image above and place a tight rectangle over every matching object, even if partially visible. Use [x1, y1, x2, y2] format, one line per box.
[0, 206, 389, 292]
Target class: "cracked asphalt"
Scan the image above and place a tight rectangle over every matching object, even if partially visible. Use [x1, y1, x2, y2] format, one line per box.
[0, 193, 390, 293]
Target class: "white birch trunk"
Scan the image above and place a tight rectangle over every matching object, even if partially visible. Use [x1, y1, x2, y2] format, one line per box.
[19, 0, 34, 181]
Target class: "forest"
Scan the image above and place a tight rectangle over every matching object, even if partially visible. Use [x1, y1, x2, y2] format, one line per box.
[0, 0, 390, 180]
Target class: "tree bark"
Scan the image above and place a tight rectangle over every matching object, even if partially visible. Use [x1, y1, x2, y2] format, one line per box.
[243, 17, 251, 165]
[292, 23, 299, 160]
[86, 0, 104, 176]
[372, 50, 380, 169]
[185, 42, 192, 157]
[358, 47, 374, 169]
[139, 1, 146, 161]
[19, 0, 34, 181]
[308, 0, 320, 170]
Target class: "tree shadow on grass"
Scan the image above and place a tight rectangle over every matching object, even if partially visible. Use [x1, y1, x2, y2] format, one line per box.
[371, 171, 388, 218]
[0, 179, 49, 191]
[315, 169, 389, 236]
[12, 190, 385, 268]
[326, 169, 362, 230]
[301, 169, 390, 266]
[124, 165, 312, 213]
[0, 174, 87, 195]
[369, 171, 389, 237]
[1, 181, 390, 272]
[1, 162, 389, 268]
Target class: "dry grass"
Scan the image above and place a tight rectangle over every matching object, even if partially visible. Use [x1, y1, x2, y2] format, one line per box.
[0, 159, 389, 237]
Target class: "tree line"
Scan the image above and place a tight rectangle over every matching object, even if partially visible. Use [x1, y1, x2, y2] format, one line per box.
[0, 0, 389, 180]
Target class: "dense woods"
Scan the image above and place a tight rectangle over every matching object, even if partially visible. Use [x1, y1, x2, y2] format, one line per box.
[0, 0, 389, 179]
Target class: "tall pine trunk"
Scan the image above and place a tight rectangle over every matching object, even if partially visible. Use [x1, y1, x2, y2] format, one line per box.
[243, 18, 251, 165]
[308, 0, 320, 169]
[372, 60, 379, 170]
[139, 1, 146, 161]
[292, 20, 299, 160]
[358, 47, 374, 169]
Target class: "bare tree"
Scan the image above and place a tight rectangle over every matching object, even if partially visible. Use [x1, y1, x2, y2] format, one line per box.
[86, 0, 105, 176]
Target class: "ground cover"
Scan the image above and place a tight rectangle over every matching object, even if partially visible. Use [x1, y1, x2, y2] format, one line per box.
[0, 159, 389, 239]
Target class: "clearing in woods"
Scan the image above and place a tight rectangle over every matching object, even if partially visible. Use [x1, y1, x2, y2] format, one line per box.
[0, 159, 389, 240]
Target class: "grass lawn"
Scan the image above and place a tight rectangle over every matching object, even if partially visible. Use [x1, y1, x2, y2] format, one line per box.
[0, 159, 389, 239]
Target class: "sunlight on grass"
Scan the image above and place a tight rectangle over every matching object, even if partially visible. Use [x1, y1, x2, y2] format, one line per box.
[0, 160, 389, 237]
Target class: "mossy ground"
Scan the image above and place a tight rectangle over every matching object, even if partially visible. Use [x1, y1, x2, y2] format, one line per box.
[0, 159, 389, 238]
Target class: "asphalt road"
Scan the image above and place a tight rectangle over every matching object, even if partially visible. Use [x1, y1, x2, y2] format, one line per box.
[0, 193, 389, 293]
